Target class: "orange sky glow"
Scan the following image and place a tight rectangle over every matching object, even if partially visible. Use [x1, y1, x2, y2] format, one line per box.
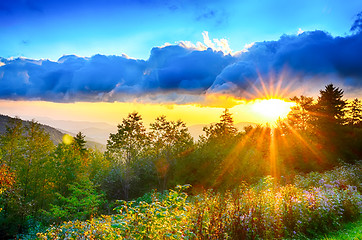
[0, 96, 295, 127]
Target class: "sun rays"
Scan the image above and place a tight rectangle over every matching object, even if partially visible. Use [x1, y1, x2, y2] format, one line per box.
[211, 74, 329, 183]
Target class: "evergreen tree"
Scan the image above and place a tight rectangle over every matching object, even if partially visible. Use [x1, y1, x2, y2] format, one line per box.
[316, 84, 346, 125]
[203, 109, 238, 141]
[45, 178, 104, 223]
[73, 132, 87, 152]
[315, 84, 348, 166]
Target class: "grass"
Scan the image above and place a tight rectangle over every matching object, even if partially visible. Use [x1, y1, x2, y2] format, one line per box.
[317, 217, 362, 240]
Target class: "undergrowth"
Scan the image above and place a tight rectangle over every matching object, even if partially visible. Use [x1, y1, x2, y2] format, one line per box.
[37, 163, 362, 239]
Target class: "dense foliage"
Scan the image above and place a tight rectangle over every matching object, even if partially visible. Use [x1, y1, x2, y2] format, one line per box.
[37, 163, 362, 239]
[0, 84, 362, 239]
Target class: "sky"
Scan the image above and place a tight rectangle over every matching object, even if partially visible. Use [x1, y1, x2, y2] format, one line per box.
[0, 0, 362, 129]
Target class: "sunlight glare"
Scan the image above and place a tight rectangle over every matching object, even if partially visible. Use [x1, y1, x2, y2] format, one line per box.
[251, 99, 295, 124]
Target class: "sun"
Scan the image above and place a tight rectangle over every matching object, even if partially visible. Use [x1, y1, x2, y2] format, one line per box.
[251, 98, 295, 124]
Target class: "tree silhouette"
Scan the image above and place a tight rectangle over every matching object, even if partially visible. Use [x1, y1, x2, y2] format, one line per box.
[316, 84, 346, 125]
[288, 95, 315, 131]
[203, 109, 238, 141]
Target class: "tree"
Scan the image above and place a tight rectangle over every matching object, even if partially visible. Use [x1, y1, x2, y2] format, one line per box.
[149, 116, 193, 190]
[314, 84, 350, 166]
[21, 121, 55, 214]
[73, 132, 87, 153]
[0, 164, 15, 212]
[0, 120, 55, 237]
[45, 178, 104, 223]
[316, 84, 346, 125]
[0, 117, 25, 168]
[203, 109, 238, 141]
[51, 143, 84, 196]
[287, 95, 316, 131]
[346, 98, 362, 127]
[106, 112, 149, 200]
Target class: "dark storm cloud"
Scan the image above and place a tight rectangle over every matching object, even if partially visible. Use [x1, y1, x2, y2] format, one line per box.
[1, 29, 362, 102]
[207, 30, 362, 96]
[0, 46, 233, 102]
[146, 46, 234, 91]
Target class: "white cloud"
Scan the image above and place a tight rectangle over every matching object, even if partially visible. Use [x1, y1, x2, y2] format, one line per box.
[297, 28, 304, 35]
[201, 31, 233, 54]
[202, 31, 215, 49]
[178, 41, 207, 51]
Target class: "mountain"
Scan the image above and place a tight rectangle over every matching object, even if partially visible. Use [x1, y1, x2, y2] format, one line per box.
[23, 117, 117, 145]
[0, 114, 105, 151]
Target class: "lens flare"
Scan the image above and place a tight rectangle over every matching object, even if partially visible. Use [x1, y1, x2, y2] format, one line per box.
[62, 134, 74, 145]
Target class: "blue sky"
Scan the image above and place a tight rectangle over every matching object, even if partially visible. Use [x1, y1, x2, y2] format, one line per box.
[1, 0, 361, 60]
[0, 0, 362, 105]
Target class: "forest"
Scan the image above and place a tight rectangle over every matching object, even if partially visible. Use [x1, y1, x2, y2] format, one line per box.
[0, 84, 361, 239]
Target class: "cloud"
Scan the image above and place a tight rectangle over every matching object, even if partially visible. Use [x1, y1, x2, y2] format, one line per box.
[1, 29, 362, 103]
[201, 31, 232, 54]
[0, 46, 234, 102]
[207, 30, 362, 97]
[350, 12, 362, 33]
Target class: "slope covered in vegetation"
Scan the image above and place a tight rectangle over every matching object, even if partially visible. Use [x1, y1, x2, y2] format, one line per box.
[37, 163, 362, 239]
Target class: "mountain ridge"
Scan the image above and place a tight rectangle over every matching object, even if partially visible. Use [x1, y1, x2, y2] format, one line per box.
[0, 114, 105, 151]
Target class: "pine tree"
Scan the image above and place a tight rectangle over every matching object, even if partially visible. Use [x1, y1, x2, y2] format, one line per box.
[73, 132, 87, 152]
[316, 84, 346, 125]
[203, 108, 238, 140]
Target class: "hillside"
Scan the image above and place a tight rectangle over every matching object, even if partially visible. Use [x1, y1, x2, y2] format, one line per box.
[28, 117, 117, 145]
[0, 114, 105, 151]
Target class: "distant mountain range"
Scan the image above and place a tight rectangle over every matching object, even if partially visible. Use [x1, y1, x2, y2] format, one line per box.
[29, 117, 117, 145]
[188, 122, 258, 140]
[1, 114, 258, 149]
[30, 117, 258, 142]
[0, 114, 105, 151]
